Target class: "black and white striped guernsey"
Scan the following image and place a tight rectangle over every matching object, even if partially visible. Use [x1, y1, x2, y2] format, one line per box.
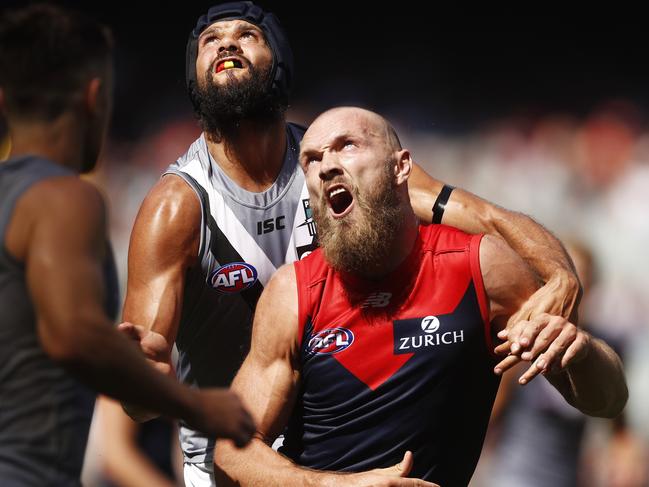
[163, 123, 316, 464]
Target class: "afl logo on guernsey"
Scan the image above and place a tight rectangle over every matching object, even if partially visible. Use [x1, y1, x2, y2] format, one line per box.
[209, 262, 258, 294]
[307, 327, 354, 355]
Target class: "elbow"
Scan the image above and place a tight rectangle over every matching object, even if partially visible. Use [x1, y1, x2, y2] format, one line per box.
[600, 381, 629, 419]
[579, 380, 629, 419]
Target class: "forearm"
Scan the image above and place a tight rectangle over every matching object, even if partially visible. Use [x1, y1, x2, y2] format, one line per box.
[105, 450, 176, 487]
[447, 192, 581, 320]
[47, 315, 195, 422]
[408, 166, 578, 296]
[547, 337, 628, 418]
[215, 438, 348, 487]
[450, 191, 574, 279]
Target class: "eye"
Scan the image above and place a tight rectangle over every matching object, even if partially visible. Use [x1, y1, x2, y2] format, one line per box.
[201, 34, 217, 46]
[342, 140, 356, 150]
[301, 156, 320, 169]
[240, 30, 257, 40]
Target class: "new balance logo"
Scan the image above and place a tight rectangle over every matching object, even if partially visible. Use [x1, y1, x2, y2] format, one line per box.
[362, 292, 392, 308]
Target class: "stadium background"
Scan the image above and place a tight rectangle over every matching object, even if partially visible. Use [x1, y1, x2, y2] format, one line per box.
[1, 2, 648, 485]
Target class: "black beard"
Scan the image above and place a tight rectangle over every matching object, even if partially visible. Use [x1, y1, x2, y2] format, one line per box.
[193, 63, 286, 140]
[313, 164, 402, 278]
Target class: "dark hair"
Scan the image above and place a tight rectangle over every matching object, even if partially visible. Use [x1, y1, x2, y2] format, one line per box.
[0, 3, 113, 121]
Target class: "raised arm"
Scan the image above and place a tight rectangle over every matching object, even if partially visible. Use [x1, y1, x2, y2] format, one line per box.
[479, 235, 628, 418]
[408, 164, 581, 323]
[20, 176, 253, 442]
[214, 265, 437, 487]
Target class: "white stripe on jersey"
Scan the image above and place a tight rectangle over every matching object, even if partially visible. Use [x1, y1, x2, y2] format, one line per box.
[180, 159, 277, 286]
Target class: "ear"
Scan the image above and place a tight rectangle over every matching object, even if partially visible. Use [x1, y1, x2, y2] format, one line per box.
[84, 77, 103, 115]
[393, 149, 413, 186]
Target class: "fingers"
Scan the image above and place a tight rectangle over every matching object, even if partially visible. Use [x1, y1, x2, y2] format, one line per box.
[494, 354, 521, 375]
[497, 314, 587, 385]
[561, 332, 590, 368]
[517, 322, 584, 384]
[519, 316, 564, 361]
[397, 451, 413, 476]
[503, 314, 551, 354]
[117, 321, 145, 341]
[517, 357, 546, 385]
[402, 480, 439, 486]
[232, 410, 256, 448]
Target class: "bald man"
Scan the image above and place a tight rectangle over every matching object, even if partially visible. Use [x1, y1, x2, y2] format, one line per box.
[212, 107, 628, 487]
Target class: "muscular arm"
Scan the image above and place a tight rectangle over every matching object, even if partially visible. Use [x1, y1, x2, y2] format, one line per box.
[480, 235, 628, 418]
[123, 174, 201, 355]
[214, 266, 436, 487]
[120, 174, 201, 419]
[12, 176, 253, 443]
[19, 177, 198, 417]
[409, 164, 581, 322]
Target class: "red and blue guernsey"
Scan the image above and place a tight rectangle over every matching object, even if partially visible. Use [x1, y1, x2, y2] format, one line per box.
[280, 224, 501, 487]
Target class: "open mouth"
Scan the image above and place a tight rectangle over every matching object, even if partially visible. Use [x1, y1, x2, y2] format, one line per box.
[326, 185, 354, 218]
[215, 58, 244, 73]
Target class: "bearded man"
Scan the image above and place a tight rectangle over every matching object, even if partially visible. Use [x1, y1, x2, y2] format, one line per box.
[212, 107, 628, 487]
[122, 3, 586, 485]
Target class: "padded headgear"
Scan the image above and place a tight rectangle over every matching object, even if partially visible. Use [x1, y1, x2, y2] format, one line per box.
[185, 1, 293, 112]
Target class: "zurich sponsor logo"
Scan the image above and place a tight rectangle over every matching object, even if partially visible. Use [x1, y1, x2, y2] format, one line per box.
[421, 316, 440, 333]
[209, 262, 258, 294]
[307, 327, 354, 355]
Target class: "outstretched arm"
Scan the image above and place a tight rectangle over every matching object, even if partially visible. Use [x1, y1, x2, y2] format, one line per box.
[20, 177, 253, 443]
[214, 265, 437, 487]
[408, 164, 581, 323]
[480, 235, 628, 418]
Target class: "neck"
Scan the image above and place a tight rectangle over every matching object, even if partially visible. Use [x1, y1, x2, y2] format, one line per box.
[8, 113, 85, 172]
[205, 117, 287, 192]
[364, 205, 420, 280]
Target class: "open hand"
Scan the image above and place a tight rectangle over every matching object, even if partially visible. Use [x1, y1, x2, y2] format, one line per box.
[494, 313, 590, 384]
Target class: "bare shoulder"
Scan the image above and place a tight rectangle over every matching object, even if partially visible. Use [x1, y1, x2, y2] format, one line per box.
[25, 176, 106, 243]
[266, 264, 297, 293]
[7, 176, 106, 261]
[479, 234, 512, 263]
[251, 264, 299, 352]
[256, 264, 298, 321]
[479, 234, 539, 321]
[137, 174, 201, 228]
[130, 174, 201, 258]
[29, 175, 105, 220]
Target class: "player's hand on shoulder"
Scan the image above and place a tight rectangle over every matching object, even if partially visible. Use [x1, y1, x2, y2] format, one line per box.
[494, 313, 590, 384]
[348, 451, 440, 487]
[188, 388, 256, 448]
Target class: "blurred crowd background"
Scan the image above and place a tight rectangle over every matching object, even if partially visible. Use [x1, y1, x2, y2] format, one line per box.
[1, 1, 648, 485]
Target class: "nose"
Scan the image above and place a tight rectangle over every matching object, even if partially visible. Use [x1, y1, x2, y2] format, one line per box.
[217, 33, 241, 54]
[318, 152, 343, 182]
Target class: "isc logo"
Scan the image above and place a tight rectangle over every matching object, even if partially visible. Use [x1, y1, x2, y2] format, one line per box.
[307, 327, 354, 355]
[209, 262, 258, 294]
[257, 216, 286, 235]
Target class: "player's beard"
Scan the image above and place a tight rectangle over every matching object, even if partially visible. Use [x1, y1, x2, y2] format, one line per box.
[194, 62, 286, 141]
[313, 162, 402, 278]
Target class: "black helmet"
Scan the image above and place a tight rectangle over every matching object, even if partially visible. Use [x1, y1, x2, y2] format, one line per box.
[185, 1, 293, 112]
